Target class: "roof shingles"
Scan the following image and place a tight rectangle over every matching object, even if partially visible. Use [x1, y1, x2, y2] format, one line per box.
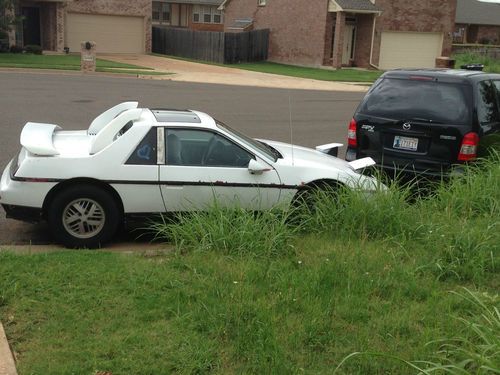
[164, 0, 223, 5]
[455, 0, 500, 26]
[334, 0, 381, 12]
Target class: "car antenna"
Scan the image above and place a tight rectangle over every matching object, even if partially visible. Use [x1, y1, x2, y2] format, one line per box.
[288, 91, 295, 166]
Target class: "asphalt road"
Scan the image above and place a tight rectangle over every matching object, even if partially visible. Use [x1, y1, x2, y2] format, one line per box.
[0, 71, 365, 245]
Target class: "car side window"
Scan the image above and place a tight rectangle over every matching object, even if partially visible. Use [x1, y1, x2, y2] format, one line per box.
[493, 80, 500, 111]
[477, 81, 500, 126]
[165, 129, 253, 167]
[126, 128, 157, 165]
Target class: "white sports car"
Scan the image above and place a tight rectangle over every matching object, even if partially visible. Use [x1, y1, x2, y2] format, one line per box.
[1, 102, 379, 248]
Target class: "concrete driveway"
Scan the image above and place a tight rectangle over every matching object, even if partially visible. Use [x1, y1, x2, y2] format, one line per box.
[99, 54, 369, 92]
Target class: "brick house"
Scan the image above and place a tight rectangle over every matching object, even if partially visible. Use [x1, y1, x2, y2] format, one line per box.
[221, 0, 457, 70]
[454, 0, 500, 45]
[152, 0, 224, 32]
[9, 0, 152, 53]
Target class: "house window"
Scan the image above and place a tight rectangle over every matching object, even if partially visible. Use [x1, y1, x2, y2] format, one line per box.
[193, 5, 223, 24]
[213, 8, 222, 23]
[152, 1, 170, 23]
[203, 9, 211, 23]
[258, 0, 267, 6]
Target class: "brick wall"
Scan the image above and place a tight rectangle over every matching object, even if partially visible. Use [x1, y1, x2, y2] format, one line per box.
[224, 0, 330, 66]
[353, 13, 372, 68]
[476, 25, 500, 45]
[40, 3, 57, 50]
[66, 0, 151, 17]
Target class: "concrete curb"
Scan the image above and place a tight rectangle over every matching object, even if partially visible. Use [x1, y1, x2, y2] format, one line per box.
[0, 323, 17, 375]
[0, 243, 174, 255]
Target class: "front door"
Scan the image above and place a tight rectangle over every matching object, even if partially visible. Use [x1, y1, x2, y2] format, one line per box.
[22, 7, 41, 46]
[159, 128, 282, 211]
[342, 25, 356, 65]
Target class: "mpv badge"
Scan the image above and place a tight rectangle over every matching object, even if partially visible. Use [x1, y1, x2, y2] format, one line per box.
[403, 123, 411, 130]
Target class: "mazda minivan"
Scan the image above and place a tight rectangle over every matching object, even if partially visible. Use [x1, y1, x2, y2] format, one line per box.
[345, 69, 500, 177]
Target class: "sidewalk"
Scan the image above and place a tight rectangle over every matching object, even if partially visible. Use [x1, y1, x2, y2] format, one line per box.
[99, 54, 369, 92]
[0, 323, 17, 375]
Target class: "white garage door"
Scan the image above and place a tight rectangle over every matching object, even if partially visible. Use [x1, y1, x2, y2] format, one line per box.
[379, 32, 443, 70]
[67, 13, 144, 54]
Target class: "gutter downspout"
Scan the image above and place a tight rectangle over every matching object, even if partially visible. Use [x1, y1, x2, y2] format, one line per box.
[369, 13, 379, 69]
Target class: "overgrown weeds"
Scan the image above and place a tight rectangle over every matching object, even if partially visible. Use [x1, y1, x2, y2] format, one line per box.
[453, 52, 500, 73]
[150, 155, 499, 284]
[149, 202, 298, 258]
[334, 288, 500, 374]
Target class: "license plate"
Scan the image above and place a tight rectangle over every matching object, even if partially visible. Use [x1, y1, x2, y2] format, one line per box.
[393, 136, 418, 151]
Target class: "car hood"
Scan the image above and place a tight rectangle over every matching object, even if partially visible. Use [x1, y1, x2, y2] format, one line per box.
[260, 139, 354, 171]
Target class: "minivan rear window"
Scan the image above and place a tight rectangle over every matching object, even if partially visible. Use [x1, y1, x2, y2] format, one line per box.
[358, 78, 472, 125]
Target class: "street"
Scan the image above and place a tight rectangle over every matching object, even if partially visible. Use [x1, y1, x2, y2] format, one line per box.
[0, 71, 365, 245]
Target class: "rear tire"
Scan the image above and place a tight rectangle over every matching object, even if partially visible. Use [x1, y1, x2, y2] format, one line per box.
[47, 185, 121, 248]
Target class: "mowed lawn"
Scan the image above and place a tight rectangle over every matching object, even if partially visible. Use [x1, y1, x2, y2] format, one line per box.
[1, 155, 499, 374]
[234, 61, 383, 83]
[0, 53, 168, 75]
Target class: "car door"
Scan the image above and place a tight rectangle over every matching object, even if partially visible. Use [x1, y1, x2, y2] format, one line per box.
[158, 127, 282, 211]
[115, 127, 165, 213]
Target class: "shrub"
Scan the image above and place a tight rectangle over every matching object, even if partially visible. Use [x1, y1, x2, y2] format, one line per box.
[9, 44, 23, 53]
[24, 44, 42, 55]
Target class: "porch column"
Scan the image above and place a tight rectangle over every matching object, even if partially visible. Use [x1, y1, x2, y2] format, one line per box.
[332, 11, 345, 69]
[5, 7, 16, 46]
[55, 2, 65, 52]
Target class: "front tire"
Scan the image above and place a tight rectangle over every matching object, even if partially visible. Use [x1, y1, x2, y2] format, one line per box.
[48, 185, 121, 248]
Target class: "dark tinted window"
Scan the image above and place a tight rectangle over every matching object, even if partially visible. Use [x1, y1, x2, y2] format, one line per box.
[478, 81, 500, 125]
[493, 80, 500, 101]
[358, 78, 472, 125]
[126, 128, 157, 165]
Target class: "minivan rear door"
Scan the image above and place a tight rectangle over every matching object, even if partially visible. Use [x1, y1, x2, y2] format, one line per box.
[354, 77, 473, 173]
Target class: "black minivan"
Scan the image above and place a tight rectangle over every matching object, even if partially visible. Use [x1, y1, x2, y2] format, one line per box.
[345, 69, 500, 177]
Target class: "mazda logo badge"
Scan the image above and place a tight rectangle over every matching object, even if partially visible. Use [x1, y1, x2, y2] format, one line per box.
[403, 123, 411, 130]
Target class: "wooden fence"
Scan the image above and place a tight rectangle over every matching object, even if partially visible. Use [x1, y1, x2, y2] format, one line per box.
[152, 27, 269, 64]
[452, 45, 500, 60]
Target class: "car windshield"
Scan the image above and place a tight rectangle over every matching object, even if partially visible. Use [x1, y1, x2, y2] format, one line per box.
[358, 78, 472, 125]
[216, 120, 278, 162]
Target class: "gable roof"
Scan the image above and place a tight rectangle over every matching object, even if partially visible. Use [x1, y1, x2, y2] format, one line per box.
[164, 0, 223, 5]
[334, 0, 381, 12]
[456, 0, 500, 26]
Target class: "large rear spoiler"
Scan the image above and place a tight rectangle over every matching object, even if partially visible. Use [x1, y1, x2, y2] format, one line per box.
[20, 122, 61, 156]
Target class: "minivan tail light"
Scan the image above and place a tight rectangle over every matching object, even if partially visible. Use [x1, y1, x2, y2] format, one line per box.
[348, 118, 357, 147]
[458, 132, 479, 161]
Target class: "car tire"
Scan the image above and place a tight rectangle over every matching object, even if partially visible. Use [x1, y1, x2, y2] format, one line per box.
[47, 185, 122, 248]
[292, 181, 341, 213]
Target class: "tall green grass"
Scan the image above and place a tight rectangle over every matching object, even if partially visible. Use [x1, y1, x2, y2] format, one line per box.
[420, 288, 500, 374]
[153, 155, 499, 284]
[148, 155, 499, 372]
[149, 203, 298, 258]
[335, 288, 500, 374]
[453, 52, 500, 73]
